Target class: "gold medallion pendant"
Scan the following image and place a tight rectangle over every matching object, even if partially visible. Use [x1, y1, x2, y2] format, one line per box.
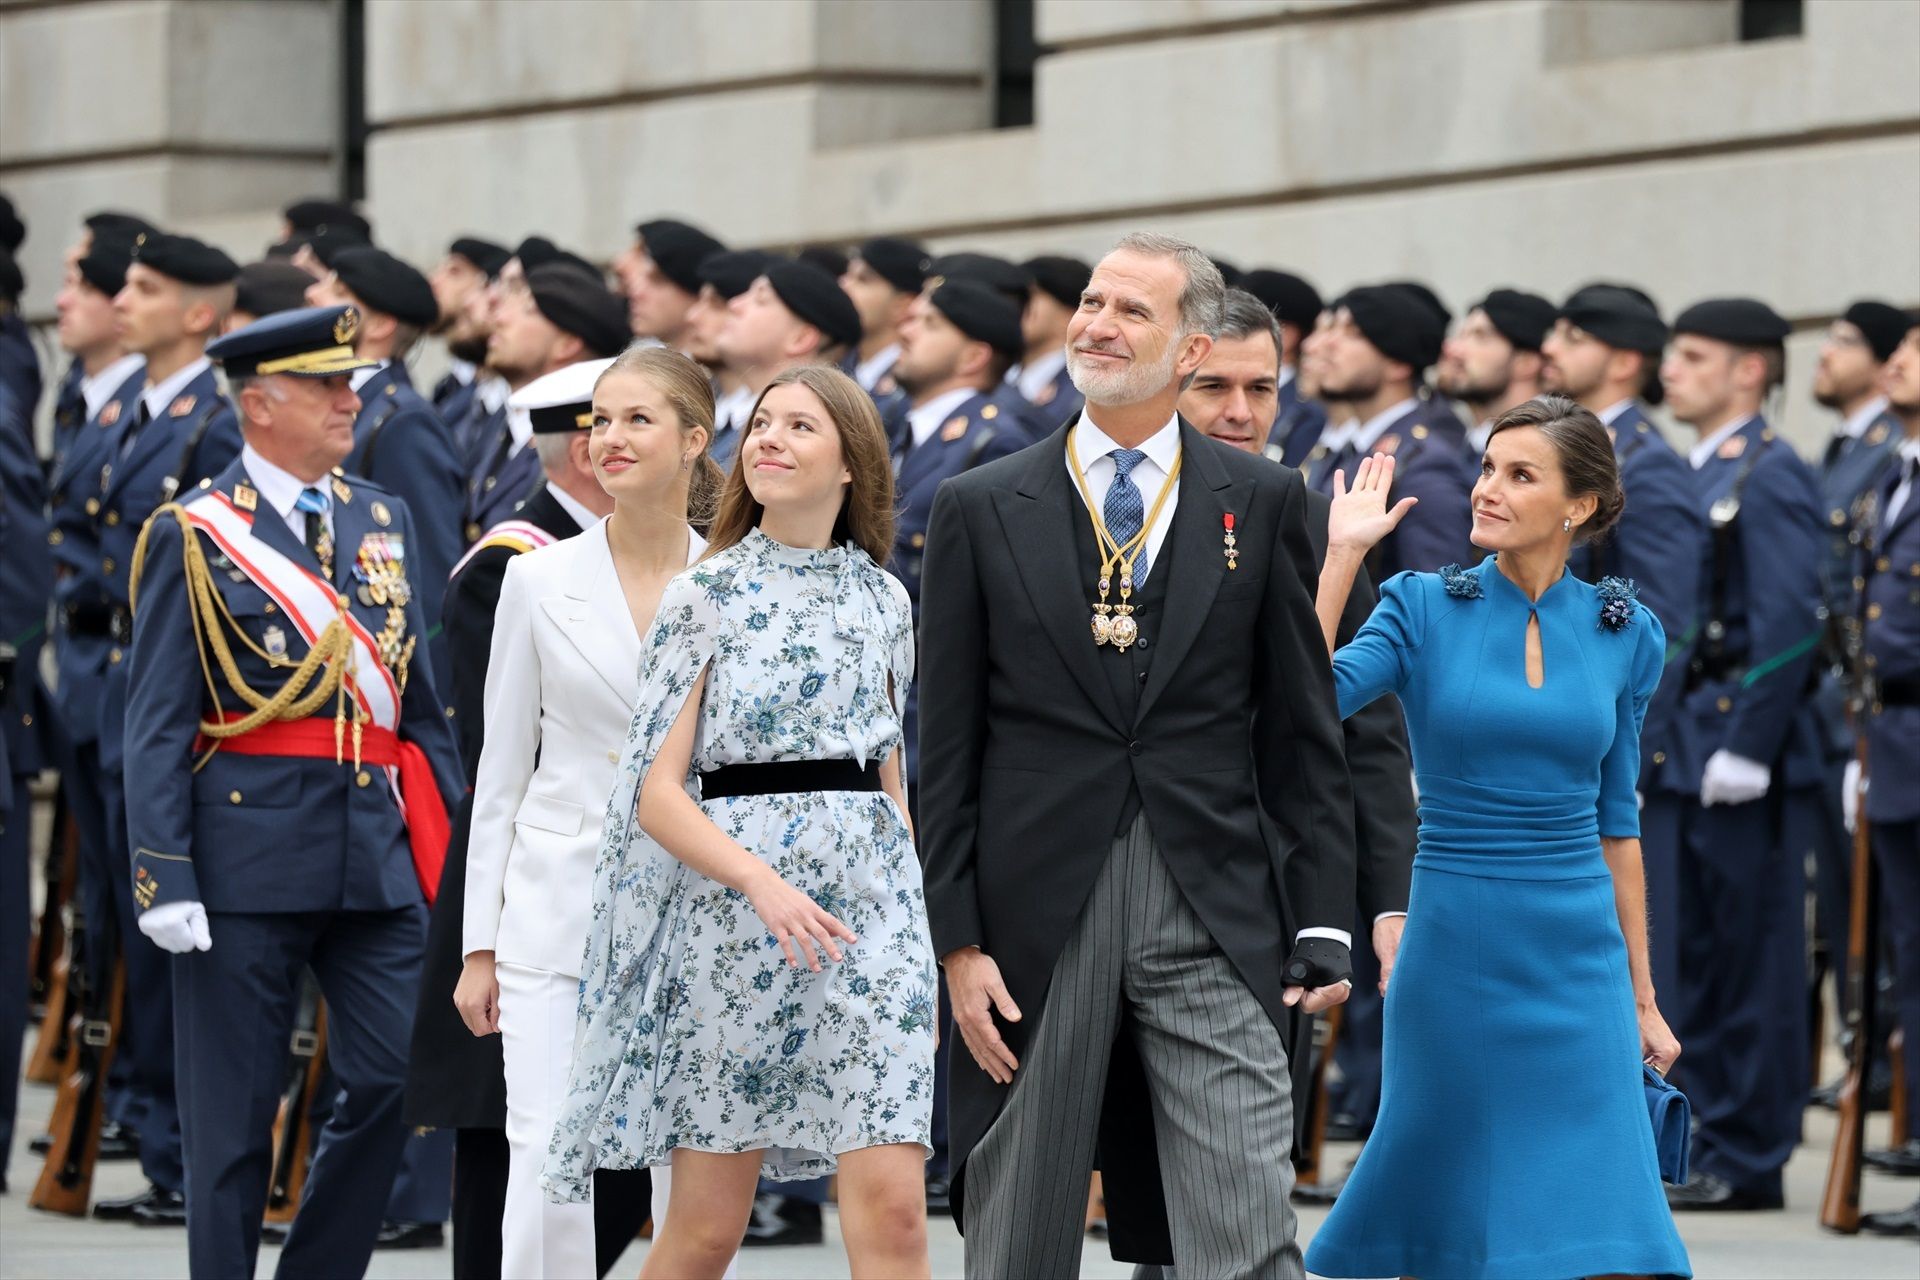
[1066, 427, 1182, 654]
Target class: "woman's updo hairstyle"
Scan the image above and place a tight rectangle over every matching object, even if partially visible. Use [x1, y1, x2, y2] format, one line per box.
[1486, 393, 1626, 544]
[594, 345, 724, 530]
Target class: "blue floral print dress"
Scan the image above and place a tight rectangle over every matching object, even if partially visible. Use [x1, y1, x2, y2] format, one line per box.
[543, 527, 936, 1203]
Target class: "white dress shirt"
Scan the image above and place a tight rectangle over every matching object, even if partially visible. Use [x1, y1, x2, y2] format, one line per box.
[1015, 348, 1069, 403]
[477, 374, 511, 416]
[446, 357, 477, 388]
[1838, 395, 1890, 441]
[1883, 436, 1920, 529]
[140, 356, 212, 423]
[1067, 410, 1181, 575]
[349, 359, 390, 395]
[82, 354, 145, 421]
[1688, 414, 1757, 470]
[1597, 398, 1635, 427]
[1351, 397, 1420, 453]
[904, 386, 975, 451]
[1466, 420, 1493, 456]
[241, 444, 333, 544]
[713, 385, 755, 438]
[852, 343, 901, 393]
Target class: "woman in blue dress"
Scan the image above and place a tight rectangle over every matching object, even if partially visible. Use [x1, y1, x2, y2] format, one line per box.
[1305, 394, 1692, 1280]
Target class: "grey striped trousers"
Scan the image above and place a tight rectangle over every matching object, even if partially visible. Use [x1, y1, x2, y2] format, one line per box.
[964, 816, 1305, 1279]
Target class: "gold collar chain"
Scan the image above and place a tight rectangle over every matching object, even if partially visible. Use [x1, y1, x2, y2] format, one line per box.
[1065, 425, 1182, 652]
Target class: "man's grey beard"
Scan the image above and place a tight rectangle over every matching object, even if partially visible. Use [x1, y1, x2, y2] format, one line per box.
[1067, 336, 1182, 407]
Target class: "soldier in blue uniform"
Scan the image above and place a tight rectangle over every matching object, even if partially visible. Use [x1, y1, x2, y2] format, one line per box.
[1542, 283, 1703, 1006]
[1855, 315, 1920, 1227]
[86, 231, 245, 1225]
[915, 252, 1048, 445]
[1804, 299, 1908, 1046]
[1009, 255, 1091, 430]
[614, 218, 724, 350]
[838, 236, 929, 408]
[427, 237, 510, 438]
[125, 305, 462, 1277]
[0, 242, 37, 417]
[1238, 268, 1326, 466]
[1436, 288, 1554, 455]
[1656, 298, 1823, 1212]
[465, 264, 628, 541]
[711, 258, 862, 471]
[685, 248, 775, 457]
[227, 260, 313, 332]
[307, 247, 463, 683]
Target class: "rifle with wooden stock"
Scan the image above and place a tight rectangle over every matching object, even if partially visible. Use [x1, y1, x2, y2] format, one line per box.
[24, 799, 79, 1085]
[264, 974, 330, 1225]
[29, 915, 125, 1217]
[1818, 717, 1876, 1233]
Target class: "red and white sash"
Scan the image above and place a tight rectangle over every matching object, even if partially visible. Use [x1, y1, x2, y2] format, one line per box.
[449, 518, 560, 579]
[182, 489, 401, 732]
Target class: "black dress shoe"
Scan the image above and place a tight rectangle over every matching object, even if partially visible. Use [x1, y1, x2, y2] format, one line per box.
[27, 1133, 52, 1156]
[98, 1120, 141, 1161]
[924, 1173, 952, 1216]
[740, 1193, 824, 1246]
[1291, 1176, 1346, 1206]
[1664, 1171, 1784, 1212]
[130, 1189, 188, 1226]
[1860, 1198, 1920, 1237]
[1809, 1072, 1893, 1112]
[1864, 1138, 1920, 1176]
[374, 1220, 445, 1250]
[94, 1182, 177, 1222]
[260, 1221, 290, 1245]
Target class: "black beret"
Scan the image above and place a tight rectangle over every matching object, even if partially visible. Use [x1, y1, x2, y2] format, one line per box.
[449, 236, 512, 278]
[927, 252, 1030, 303]
[515, 236, 601, 281]
[798, 244, 850, 280]
[857, 237, 932, 295]
[331, 246, 438, 328]
[1384, 280, 1451, 328]
[527, 263, 630, 359]
[0, 247, 21, 304]
[1022, 255, 1092, 310]
[305, 222, 371, 269]
[1238, 269, 1322, 328]
[207, 304, 379, 379]
[130, 231, 239, 285]
[77, 238, 136, 298]
[1475, 288, 1557, 352]
[1340, 284, 1445, 371]
[699, 249, 776, 300]
[763, 259, 861, 350]
[929, 279, 1025, 362]
[283, 198, 371, 242]
[1672, 297, 1790, 346]
[0, 194, 22, 253]
[84, 211, 155, 249]
[636, 219, 726, 295]
[1210, 256, 1244, 287]
[1560, 284, 1668, 354]
[233, 261, 316, 320]
[1842, 300, 1909, 362]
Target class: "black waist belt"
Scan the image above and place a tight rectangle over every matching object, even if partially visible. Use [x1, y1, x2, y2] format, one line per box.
[699, 759, 882, 800]
[62, 601, 122, 639]
[1881, 676, 1920, 708]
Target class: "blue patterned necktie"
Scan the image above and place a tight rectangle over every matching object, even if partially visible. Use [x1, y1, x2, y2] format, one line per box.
[294, 485, 332, 567]
[1105, 447, 1150, 581]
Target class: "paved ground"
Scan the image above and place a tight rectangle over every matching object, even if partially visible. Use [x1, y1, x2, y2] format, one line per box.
[2, 1062, 1914, 1279]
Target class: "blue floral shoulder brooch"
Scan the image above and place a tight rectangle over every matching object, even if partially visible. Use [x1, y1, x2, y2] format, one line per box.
[1439, 563, 1482, 599]
[1595, 575, 1639, 632]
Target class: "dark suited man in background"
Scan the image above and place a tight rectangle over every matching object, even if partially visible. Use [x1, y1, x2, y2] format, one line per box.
[920, 232, 1357, 1278]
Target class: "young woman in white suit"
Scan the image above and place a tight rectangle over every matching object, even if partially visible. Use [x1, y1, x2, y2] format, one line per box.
[454, 346, 732, 1276]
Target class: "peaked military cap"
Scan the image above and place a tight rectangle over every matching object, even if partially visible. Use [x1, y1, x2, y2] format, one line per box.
[856, 237, 932, 295]
[283, 198, 371, 242]
[130, 231, 240, 285]
[510, 355, 618, 434]
[1672, 297, 1791, 346]
[235, 260, 321, 320]
[636, 219, 726, 294]
[76, 238, 136, 298]
[331, 246, 438, 328]
[1239, 269, 1322, 329]
[927, 252, 1030, 303]
[207, 304, 380, 379]
[1560, 284, 1668, 354]
[1340, 284, 1446, 371]
[929, 278, 1025, 362]
[1023, 254, 1093, 310]
[449, 235, 512, 278]
[1475, 288, 1558, 352]
[699, 249, 776, 301]
[1842, 300, 1909, 362]
[763, 259, 862, 350]
[527, 263, 630, 358]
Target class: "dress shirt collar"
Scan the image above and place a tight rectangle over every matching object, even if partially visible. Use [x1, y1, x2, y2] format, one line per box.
[141, 356, 211, 422]
[82, 354, 145, 421]
[477, 373, 511, 414]
[545, 481, 600, 532]
[1838, 395, 1890, 441]
[1598, 398, 1635, 427]
[1073, 407, 1181, 477]
[1015, 348, 1069, 403]
[1351, 397, 1421, 453]
[446, 357, 477, 387]
[715, 385, 756, 432]
[1466, 419, 1493, 456]
[852, 343, 900, 393]
[241, 443, 329, 531]
[1279, 364, 1297, 392]
[1688, 414, 1758, 470]
[350, 359, 390, 394]
[905, 387, 976, 449]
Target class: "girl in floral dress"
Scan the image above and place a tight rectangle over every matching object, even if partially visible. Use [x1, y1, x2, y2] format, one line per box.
[545, 366, 935, 1279]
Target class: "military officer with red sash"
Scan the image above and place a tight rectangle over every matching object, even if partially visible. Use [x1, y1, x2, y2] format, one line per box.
[123, 304, 461, 1279]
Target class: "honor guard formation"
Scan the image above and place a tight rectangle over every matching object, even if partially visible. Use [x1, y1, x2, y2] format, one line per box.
[0, 185, 1916, 1280]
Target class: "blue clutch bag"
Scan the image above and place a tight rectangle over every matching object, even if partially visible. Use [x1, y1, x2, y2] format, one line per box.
[1644, 1064, 1690, 1184]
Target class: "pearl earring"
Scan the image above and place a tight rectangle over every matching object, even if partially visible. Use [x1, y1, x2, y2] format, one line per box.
[1563, 517, 1573, 532]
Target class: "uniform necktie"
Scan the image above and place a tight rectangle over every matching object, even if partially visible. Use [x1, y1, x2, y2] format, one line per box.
[295, 485, 334, 575]
[120, 400, 153, 458]
[1106, 448, 1150, 581]
[1886, 453, 1919, 529]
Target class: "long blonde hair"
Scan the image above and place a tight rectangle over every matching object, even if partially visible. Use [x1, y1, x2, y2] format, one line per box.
[593, 345, 723, 530]
[704, 365, 895, 565]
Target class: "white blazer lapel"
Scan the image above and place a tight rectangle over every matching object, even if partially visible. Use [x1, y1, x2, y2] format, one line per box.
[544, 522, 643, 704]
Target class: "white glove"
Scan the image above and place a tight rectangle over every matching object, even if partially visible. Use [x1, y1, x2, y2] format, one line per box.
[139, 901, 212, 954]
[1843, 758, 1864, 833]
[1700, 750, 1771, 808]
